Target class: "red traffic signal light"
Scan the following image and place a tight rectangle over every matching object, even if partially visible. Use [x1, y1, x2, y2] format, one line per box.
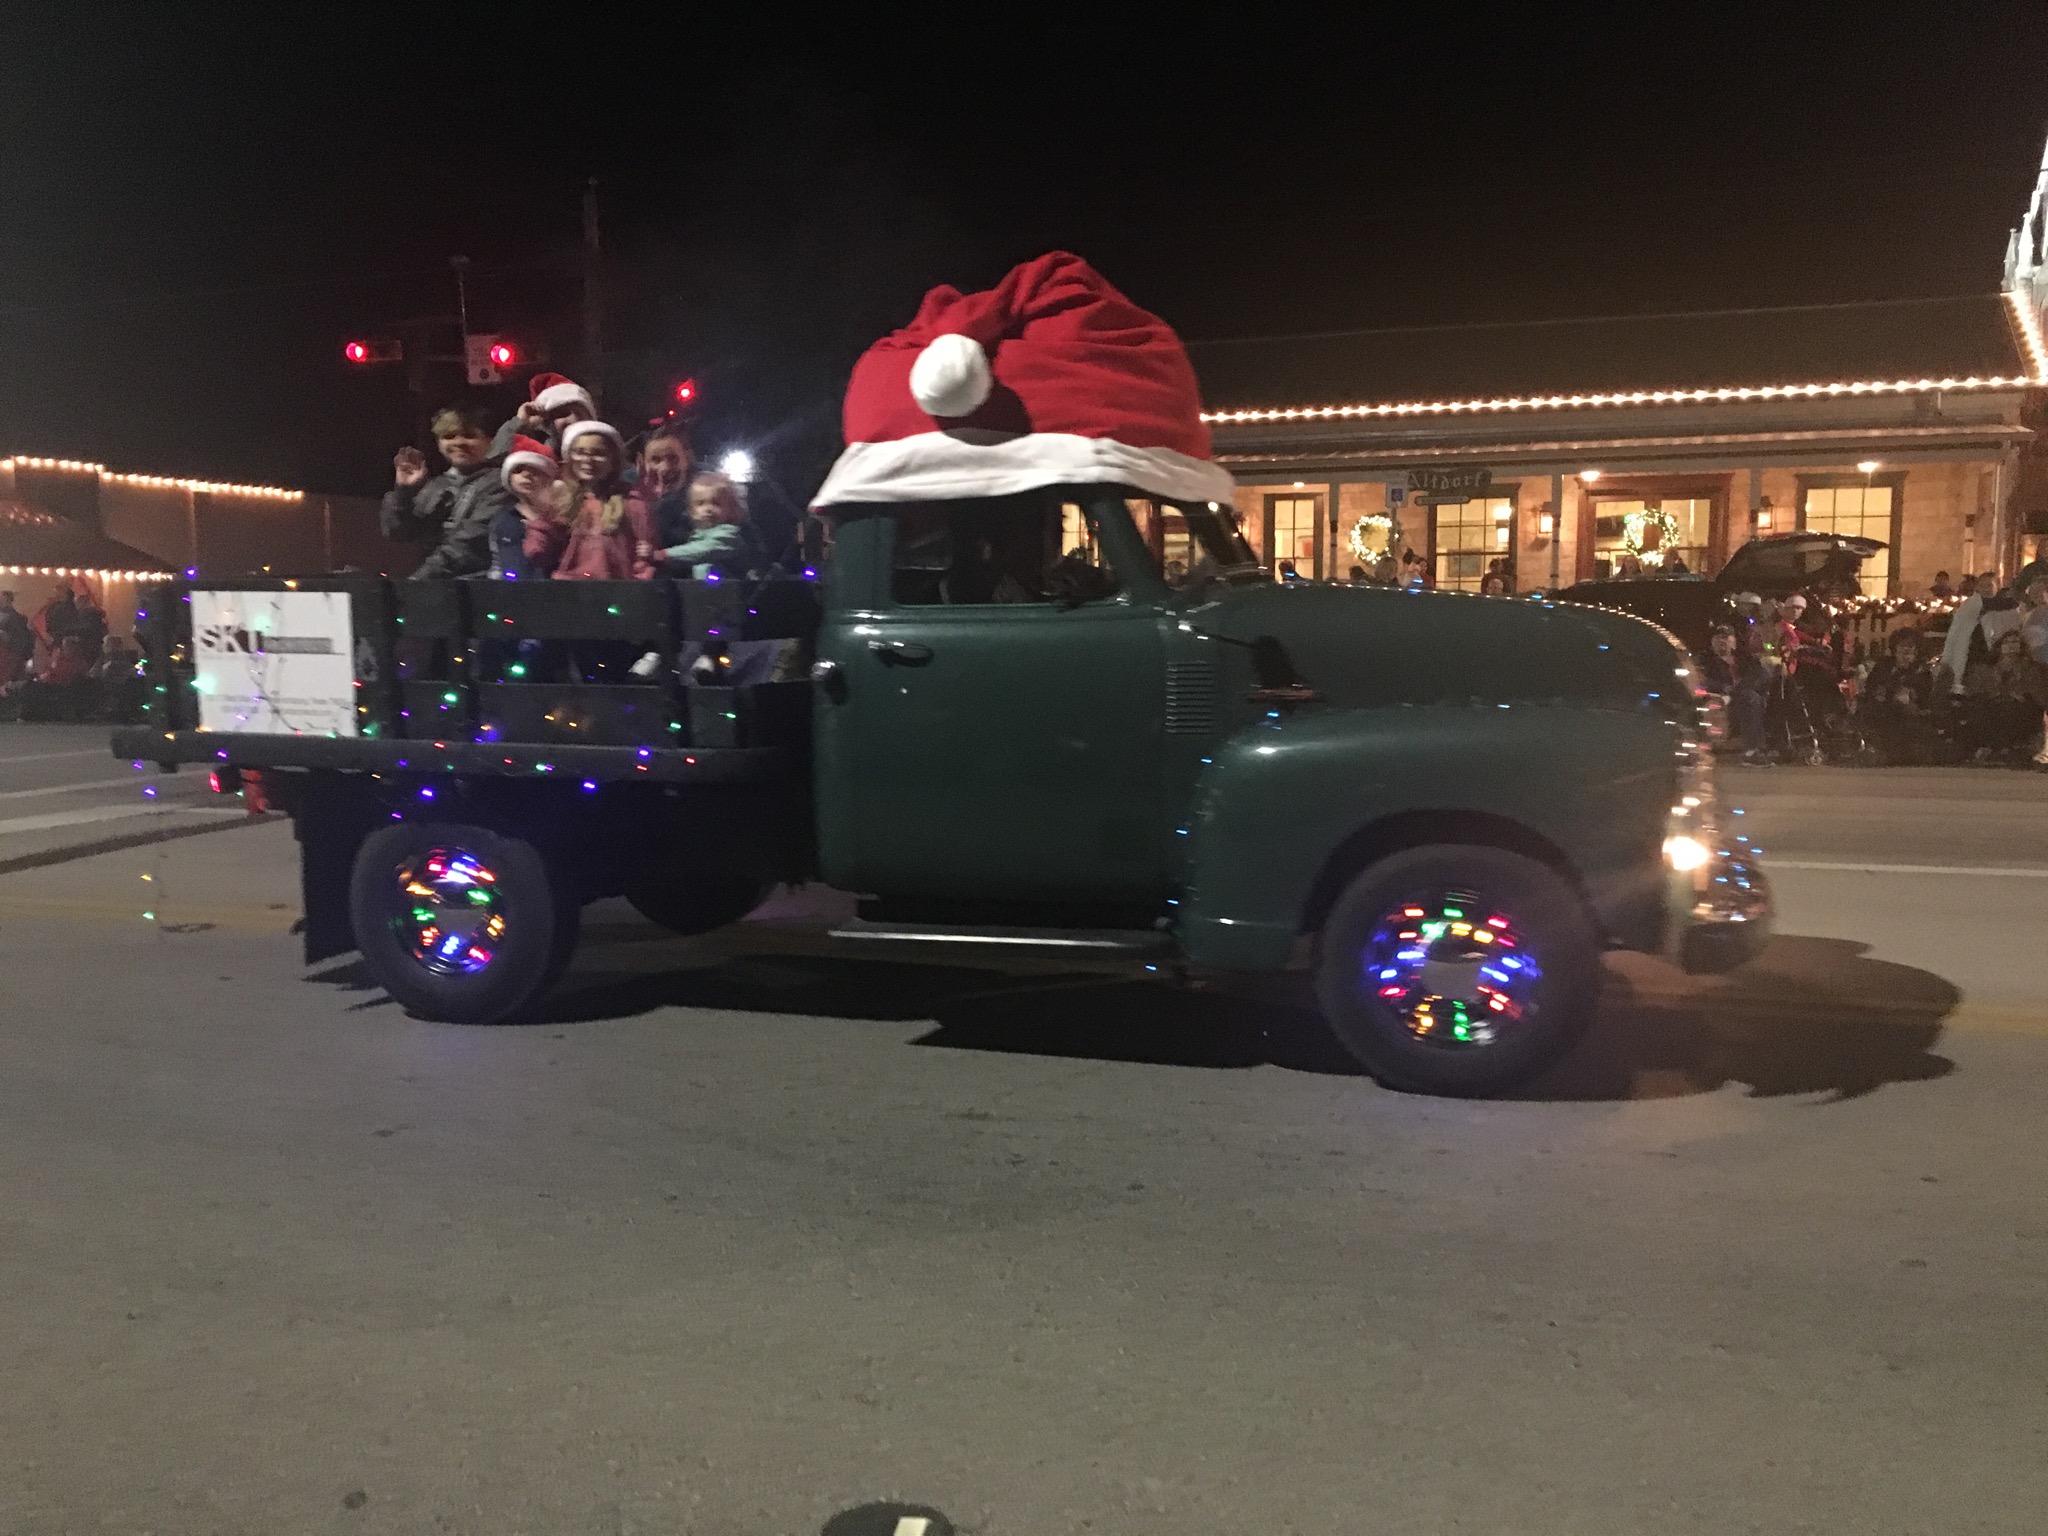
[488, 341, 517, 368]
[343, 337, 402, 364]
[673, 378, 697, 405]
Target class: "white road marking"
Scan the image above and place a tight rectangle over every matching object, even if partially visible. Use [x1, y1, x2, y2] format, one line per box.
[0, 803, 243, 836]
[892, 1520, 932, 1536]
[0, 748, 119, 765]
[1767, 859, 2048, 878]
[0, 775, 168, 801]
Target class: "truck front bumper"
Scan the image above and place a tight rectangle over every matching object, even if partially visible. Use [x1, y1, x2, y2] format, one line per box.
[1669, 838, 1772, 975]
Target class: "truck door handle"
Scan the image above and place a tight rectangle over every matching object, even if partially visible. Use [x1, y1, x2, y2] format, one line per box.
[868, 640, 934, 665]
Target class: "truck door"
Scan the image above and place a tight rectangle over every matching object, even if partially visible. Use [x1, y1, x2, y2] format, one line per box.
[814, 493, 1168, 906]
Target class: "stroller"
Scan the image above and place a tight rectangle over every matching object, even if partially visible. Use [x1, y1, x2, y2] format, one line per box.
[1761, 644, 1867, 765]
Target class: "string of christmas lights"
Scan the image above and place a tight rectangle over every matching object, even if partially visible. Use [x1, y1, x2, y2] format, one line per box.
[2, 456, 304, 501]
[0, 566, 157, 580]
[1201, 373, 2036, 426]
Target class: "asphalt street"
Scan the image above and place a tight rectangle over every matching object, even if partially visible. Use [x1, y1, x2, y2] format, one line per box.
[3, 734, 2047, 1534]
[0, 721, 244, 871]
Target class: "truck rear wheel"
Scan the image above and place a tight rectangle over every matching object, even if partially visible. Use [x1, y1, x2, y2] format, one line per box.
[1313, 844, 1599, 1096]
[625, 877, 772, 937]
[349, 821, 579, 1025]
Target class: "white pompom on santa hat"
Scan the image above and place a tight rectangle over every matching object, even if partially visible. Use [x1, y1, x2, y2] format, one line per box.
[907, 331, 995, 418]
[814, 251, 1234, 508]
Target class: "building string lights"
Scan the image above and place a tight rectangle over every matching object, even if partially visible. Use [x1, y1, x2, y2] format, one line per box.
[2002, 290, 2048, 384]
[1200, 373, 2037, 426]
[0, 565, 157, 580]
[1, 456, 305, 501]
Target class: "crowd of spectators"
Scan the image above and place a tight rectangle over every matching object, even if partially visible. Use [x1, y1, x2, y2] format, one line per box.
[1692, 570, 2048, 767]
[0, 583, 142, 722]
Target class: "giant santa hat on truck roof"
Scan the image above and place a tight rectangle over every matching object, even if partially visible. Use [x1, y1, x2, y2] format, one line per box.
[812, 251, 1237, 508]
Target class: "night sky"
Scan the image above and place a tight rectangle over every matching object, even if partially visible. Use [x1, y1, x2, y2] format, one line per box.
[4, 3, 2048, 506]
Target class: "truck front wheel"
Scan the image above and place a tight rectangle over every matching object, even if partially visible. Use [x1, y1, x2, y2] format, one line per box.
[1313, 844, 1599, 1096]
[349, 821, 579, 1024]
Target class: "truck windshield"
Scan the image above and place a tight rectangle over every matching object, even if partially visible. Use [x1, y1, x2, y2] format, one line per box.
[1127, 498, 1263, 588]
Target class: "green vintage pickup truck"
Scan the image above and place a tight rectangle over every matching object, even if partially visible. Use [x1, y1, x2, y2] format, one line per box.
[114, 256, 1768, 1096]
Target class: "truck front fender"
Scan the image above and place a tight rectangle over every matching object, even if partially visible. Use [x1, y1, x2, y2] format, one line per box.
[1176, 705, 1674, 970]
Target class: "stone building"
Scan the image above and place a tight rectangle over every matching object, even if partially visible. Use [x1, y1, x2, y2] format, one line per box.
[1200, 142, 2048, 597]
[0, 454, 389, 630]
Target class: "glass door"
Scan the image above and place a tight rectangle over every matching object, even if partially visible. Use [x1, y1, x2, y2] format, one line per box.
[1265, 494, 1321, 580]
[1432, 496, 1513, 591]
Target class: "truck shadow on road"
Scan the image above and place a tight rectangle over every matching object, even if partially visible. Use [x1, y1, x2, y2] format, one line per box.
[442, 928, 1960, 1103]
[1522, 936, 1958, 1102]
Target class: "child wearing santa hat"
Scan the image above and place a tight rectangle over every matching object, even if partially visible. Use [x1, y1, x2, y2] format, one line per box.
[490, 372, 598, 456]
[495, 435, 567, 579]
[548, 422, 657, 582]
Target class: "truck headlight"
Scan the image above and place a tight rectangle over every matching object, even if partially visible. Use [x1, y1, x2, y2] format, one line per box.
[1663, 834, 1711, 872]
[1665, 704, 1718, 883]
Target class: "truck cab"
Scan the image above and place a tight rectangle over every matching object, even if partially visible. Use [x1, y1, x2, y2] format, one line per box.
[805, 482, 1768, 1091]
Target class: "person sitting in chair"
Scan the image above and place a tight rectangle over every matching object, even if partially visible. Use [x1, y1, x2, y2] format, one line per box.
[1858, 629, 1939, 765]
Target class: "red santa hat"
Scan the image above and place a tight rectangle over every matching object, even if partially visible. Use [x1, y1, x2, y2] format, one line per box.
[500, 434, 558, 487]
[530, 374, 596, 417]
[813, 251, 1234, 508]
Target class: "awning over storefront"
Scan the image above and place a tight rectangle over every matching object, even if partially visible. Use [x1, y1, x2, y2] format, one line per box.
[0, 499, 175, 577]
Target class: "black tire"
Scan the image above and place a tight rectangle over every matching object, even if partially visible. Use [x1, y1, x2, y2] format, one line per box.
[1313, 843, 1600, 1096]
[349, 820, 580, 1024]
[625, 876, 772, 937]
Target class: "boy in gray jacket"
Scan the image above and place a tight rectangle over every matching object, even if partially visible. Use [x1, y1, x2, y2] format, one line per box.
[381, 404, 514, 578]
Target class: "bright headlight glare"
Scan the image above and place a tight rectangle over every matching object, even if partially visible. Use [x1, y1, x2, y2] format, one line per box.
[1663, 834, 1711, 872]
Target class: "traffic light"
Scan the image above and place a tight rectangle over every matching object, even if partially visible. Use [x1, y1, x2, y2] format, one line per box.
[465, 334, 516, 385]
[344, 338, 402, 364]
[673, 378, 698, 406]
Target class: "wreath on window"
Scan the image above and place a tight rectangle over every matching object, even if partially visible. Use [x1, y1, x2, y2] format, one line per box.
[1621, 503, 1682, 566]
[1347, 512, 1395, 563]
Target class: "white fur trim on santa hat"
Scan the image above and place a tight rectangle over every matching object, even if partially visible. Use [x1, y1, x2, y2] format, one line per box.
[501, 450, 558, 486]
[812, 430, 1236, 508]
[908, 332, 993, 418]
[559, 420, 624, 453]
[533, 381, 596, 416]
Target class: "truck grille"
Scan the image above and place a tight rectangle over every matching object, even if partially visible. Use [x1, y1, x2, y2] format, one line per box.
[1165, 662, 1218, 734]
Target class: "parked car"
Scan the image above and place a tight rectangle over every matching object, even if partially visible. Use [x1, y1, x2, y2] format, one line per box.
[1559, 532, 1885, 654]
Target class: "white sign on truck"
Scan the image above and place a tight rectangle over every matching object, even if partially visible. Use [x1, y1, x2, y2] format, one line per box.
[191, 589, 357, 737]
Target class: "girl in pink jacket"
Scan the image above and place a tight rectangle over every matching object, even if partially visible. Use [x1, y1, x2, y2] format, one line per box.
[535, 422, 657, 581]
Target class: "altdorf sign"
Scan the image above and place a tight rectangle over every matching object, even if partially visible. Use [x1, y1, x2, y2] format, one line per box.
[1404, 467, 1493, 505]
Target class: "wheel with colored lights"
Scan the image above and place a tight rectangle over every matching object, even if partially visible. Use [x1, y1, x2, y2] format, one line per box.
[625, 875, 773, 937]
[1313, 844, 1599, 1096]
[349, 821, 579, 1024]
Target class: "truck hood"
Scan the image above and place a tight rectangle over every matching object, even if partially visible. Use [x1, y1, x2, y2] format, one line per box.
[1184, 582, 1686, 713]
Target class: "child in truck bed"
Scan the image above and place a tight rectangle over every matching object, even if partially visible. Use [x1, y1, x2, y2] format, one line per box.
[660, 472, 760, 580]
[541, 422, 657, 581]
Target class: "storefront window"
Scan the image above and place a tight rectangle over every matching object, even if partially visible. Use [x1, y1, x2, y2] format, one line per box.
[1591, 497, 1710, 578]
[1266, 494, 1320, 580]
[1060, 503, 1097, 561]
[1433, 497, 1512, 592]
[1803, 483, 1893, 595]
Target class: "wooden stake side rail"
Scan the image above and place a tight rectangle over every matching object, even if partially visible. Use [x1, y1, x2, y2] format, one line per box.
[110, 729, 796, 785]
